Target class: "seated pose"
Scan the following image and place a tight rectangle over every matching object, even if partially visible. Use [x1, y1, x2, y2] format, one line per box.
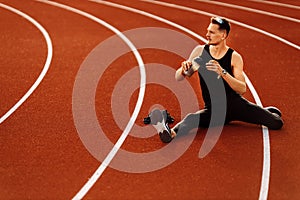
[156, 17, 283, 143]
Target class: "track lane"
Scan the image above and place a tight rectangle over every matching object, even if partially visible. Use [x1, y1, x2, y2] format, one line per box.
[0, 4, 49, 121]
[143, 0, 300, 48]
[196, 0, 300, 23]
[207, 0, 300, 19]
[0, 0, 121, 199]
[1, 0, 299, 199]
[34, 1, 147, 199]
[260, 0, 300, 7]
[249, 0, 300, 9]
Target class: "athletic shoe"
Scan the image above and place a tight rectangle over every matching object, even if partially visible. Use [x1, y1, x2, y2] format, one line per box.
[265, 106, 282, 117]
[148, 109, 173, 143]
[143, 110, 174, 124]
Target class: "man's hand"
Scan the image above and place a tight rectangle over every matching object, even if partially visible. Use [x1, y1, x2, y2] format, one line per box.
[205, 60, 223, 78]
[181, 60, 193, 76]
[181, 61, 192, 72]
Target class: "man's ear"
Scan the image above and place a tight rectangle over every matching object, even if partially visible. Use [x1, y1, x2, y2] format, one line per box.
[222, 31, 228, 39]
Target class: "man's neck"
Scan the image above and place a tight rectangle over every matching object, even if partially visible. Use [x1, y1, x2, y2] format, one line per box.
[209, 42, 228, 59]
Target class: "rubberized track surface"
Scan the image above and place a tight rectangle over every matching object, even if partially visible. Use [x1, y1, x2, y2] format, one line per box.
[1, 0, 299, 199]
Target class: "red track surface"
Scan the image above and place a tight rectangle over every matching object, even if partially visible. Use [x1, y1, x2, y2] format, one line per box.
[1, 0, 299, 199]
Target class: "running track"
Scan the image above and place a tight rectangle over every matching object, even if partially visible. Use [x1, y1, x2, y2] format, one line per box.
[1, 0, 299, 199]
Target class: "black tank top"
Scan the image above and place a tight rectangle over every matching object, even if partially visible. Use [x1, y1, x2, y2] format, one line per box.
[197, 45, 239, 107]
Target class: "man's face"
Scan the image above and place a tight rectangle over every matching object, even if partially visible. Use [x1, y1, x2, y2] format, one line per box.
[206, 23, 226, 45]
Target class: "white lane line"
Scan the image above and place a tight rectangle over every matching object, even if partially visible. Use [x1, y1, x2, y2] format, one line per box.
[0, 3, 53, 124]
[89, 0, 206, 43]
[92, 1, 273, 200]
[36, 1, 146, 199]
[89, 0, 207, 43]
[244, 73, 271, 200]
[249, 0, 300, 10]
[196, 0, 300, 23]
[142, 0, 300, 50]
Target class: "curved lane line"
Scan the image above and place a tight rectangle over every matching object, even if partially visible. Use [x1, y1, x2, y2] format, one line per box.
[89, 0, 207, 43]
[196, 0, 300, 23]
[91, 1, 282, 200]
[244, 73, 271, 200]
[142, 0, 300, 50]
[35, 1, 146, 199]
[249, 0, 300, 10]
[0, 3, 53, 124]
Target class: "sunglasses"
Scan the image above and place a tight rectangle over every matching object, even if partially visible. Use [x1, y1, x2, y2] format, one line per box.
[213, 17, 224, 25]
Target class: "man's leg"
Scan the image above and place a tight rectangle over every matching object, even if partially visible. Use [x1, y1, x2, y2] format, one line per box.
[229, 97, 283, 130]
[172, 108, 211, 136]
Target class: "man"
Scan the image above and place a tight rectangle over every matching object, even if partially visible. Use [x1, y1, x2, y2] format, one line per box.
[156, 16, 283, 143]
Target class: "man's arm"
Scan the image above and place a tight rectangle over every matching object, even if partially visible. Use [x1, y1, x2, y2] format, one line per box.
[222, 51, 247, 95]
[205, 51, 246, 95]
[175, 45, 204, 81]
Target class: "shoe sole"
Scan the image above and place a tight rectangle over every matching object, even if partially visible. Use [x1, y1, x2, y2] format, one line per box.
[150, 109, 173, 143]
[265, 106, 282, 117]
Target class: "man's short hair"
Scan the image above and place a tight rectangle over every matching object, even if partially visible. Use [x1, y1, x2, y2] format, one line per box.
[211, 17, 231, 36]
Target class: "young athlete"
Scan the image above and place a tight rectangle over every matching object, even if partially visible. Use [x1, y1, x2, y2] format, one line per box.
[154, 16, 283, 143]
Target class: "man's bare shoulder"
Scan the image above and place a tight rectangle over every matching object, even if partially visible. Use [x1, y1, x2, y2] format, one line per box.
[232, 50, 243, 60]
[189, 45, 206, 60]
[229, 50, 244, 73]
[194, 44, 205, 52]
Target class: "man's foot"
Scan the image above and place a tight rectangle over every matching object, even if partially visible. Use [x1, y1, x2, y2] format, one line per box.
[265, 106, 282, 117]
[147, 109, 176, 143]
[159, 129, 177, 143]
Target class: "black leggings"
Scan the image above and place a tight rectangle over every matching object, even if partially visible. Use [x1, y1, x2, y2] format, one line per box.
[172, 97, 283, 135]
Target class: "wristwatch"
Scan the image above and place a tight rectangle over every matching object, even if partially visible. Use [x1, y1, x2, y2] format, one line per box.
[222, 68, 227, 76]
